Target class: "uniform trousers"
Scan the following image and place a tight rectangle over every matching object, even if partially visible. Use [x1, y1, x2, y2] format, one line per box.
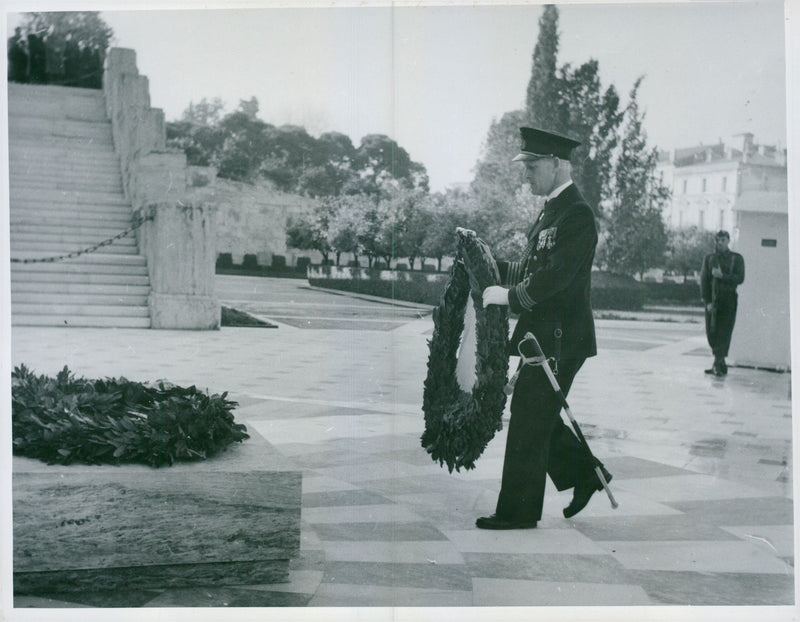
[705, 293, 738, 359]
[495, 357, 597, 523]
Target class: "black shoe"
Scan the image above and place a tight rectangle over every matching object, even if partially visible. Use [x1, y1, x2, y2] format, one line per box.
[563, 467, 612, 519]
[475, 514, 538, 530]
[705, 365, 724, 377]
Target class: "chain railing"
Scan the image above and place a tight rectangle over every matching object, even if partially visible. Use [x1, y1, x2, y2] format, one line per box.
[10, 212, 154, 264]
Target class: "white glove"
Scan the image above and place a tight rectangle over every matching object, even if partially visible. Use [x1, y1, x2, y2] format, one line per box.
[482, 286, 509, 307]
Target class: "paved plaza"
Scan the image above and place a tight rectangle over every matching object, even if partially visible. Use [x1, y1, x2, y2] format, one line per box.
[8, 275, 796, 614]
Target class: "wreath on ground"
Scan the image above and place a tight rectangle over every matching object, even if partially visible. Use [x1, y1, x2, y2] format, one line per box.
[11, 365, 248, 468]
[421, 228, 509, 472]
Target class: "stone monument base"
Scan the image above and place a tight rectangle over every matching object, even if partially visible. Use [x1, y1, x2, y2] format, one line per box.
[13, 427, 301, 595]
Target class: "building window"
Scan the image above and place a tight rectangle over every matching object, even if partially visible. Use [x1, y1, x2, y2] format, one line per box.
[679, 211, 683, 228]
[722, 176, 727, 191]
[719, 209, 725, 230]
[682, 179, 687, 194]
[702, 178, 707, 192]
[699, 210, 705, 230]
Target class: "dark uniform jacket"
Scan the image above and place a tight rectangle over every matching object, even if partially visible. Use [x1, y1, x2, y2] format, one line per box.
[700, 250, 745, 304]
[497, 183, 598, 361]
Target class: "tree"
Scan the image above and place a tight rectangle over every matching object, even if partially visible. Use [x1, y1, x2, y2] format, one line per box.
[421, 189, 477, 271]
[525, 5, 561, 130]
[599, 78, 670, 279]
[666, 227, 716, 279]
[556, 61, 623, 217]
[352, 134, 429, 196]
[285, 200, 335, 264]
[181, 98, 225, 126]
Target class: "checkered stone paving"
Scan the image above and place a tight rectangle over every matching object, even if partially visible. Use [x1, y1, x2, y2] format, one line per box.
[10, 279, 794, 609]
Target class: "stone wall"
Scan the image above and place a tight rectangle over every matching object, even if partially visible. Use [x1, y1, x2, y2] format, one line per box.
[104, 48, 219, 329]
[186, 168, 318, 267]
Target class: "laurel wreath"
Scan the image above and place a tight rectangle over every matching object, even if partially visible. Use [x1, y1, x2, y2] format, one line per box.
[421, 229, 509, 472]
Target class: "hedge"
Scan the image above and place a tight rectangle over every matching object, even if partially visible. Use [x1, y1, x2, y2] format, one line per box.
[643, 280, 703, 306]
[308, 266, 645, 311]
[308, 266, 447, 305]
[590, 271, 644, 311]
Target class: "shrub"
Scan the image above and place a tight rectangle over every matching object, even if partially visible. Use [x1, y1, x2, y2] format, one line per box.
[296, 256, 311, 272]
[216, 253, 233, 269]
[643, 281, 703, 306]
[590, 271, 644, 310]
[271, 255, 286, 269]
[242, 254, 259, 269]
[308, 266, 446, 305]
[11, 365, 248, 467]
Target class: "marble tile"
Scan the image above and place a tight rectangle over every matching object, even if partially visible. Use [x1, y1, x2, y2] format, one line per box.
[365, 474, 489, 496]
[616, 474, 767, 502]
[668, 496, 795, 525]
[142, 586, 311, 607]
[14, 595, 89, 608]
[321, 561, 473, 591]
[236, 570, 324, 594]
[302, 489, 392, 507]
[302, 503, 424, 524]
[321, 540, 465, 564]
[597, 540, 794, 574]
[444, 527, 607, 555]
[624, 569, 796, 606]
[719, 525, 796, 558]
[323, 459, 436, 483]
[602, 455, 696, 479]
[29, 589, 163, 608]
[309, 583, 472, 606]
[313, 521, 447, 542]
[571, 514, 741, 542]
[300, 475, 359, 494]
[464, 552, 629, 584]
[471, 578, 653, 606]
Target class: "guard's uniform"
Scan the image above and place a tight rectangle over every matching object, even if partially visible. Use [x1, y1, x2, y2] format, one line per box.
[700, 249, 745, 362]
[494, 183, 604, 523]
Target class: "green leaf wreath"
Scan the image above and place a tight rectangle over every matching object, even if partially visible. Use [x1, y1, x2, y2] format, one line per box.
[421, 228, 509, 472]
[11, 365, 248, 467]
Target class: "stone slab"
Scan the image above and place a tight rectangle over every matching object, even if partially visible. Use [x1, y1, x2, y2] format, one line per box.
[13, 427, 302, 594]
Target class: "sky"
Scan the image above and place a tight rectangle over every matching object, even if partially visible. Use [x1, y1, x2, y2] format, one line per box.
[4, 0, 789, 191]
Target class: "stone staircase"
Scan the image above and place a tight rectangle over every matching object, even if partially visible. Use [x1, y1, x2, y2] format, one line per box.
[9, 83, 151, 328]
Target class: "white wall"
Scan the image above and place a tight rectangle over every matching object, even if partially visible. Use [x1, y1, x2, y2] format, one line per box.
[728, 211, 791, 370]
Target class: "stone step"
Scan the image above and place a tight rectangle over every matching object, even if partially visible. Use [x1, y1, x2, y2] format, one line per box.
[9, 133, 115, 150]
[9, 82, 106, 103]
[10, 188, 130, 207]
[8, 88, 108, 121]
[12, 177, 124, 193]
[10, 270, 150, 286]
[9, 163, 122, 180]
[11, 231, 138, 247]
[12, 281, 150, 296]
[11, 258, 148, 276]
[12, 302, 151, 318]
[10, 116, 114, 142]
[10, 210, 134, 227]
[12, 314, 152, 328]
[10, 223, 134, 237]
[10, 141, 119, 160]
[9, 251, 147, 267]
[12, 290, 150, 306]
[11, 241, 139, 256]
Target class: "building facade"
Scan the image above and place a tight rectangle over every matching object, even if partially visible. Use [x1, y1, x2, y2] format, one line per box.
[657, 133, 787, 238]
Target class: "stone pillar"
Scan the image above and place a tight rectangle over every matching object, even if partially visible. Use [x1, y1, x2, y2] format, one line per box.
[138, 201, 220, 330]
[105, 47, 220, 329]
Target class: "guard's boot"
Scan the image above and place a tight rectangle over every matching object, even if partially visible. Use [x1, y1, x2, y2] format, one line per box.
[563, 466, 612, 518]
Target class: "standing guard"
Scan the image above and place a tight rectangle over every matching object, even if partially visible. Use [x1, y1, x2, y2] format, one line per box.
[700, 230, 745, 376]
